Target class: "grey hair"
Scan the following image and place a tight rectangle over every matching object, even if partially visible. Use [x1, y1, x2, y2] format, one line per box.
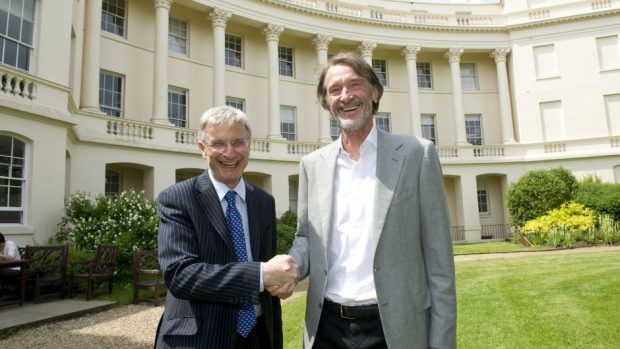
[197, 106, 252, 143]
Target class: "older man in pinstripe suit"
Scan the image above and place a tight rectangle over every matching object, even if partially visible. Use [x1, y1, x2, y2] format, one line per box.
[155, 106, 297, 349]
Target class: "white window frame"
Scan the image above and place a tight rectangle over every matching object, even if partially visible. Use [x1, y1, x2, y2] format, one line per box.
[278, 46, 294, 77]
[372, 59, 388, 87]
[375, 112, 391, 133]
[0, 0, 35, 71]
[0, 134, 26, 224]
[99, 70, 124, 117]
[460, 62, 479, 90]
[168, 17, 188, 55]
[168, 86, 188, 128]
[225, 33, 243, 68]
[101, 0, 126, 37]
[416, 62, 432, 89]
[465, 114, 483, 145]
[226, 96, 246, 112]
[421, 114, 437, 144]
[280, 105, 297, 141]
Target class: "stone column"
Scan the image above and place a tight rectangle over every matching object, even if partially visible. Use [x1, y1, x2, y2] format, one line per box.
[263, 23, 285, 139]
[80, 0, 103, 113]
[402, 45, 422, 136]
[445, 48, 468, 145]
[490, 48, 516, 144]
[209, 8, 231, 107]
[358, 41, 376, 65]
[151, 0, 174, 125]
[313, 34, 333, 143]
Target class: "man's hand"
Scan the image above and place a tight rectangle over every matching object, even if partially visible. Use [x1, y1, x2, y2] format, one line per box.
[266, 282, 296, 299]
[263, 254, 298, 290]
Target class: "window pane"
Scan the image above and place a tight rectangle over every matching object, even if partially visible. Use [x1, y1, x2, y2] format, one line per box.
[168, 87, 187, 128]
[101, 0, 126, 37]
[9, 185, 21, 206]
[21, 19, 32, 45]
[0, 10, 8, 36]
[7, 13, 20, 40]
[17, 43, 28, 70]
[4, 39, 17, 66]
[330, 118, 341, 140]
[99, 72, 123, 117]
[372, 59, 388, 86]
[169, 17, 188, 55]
[417, 62, 432, 89]
[0, 211, 21, 223]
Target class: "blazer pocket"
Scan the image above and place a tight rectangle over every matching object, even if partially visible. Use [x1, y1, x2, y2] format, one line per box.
[161, 317, 200, 336]
[412, 288, 431, 313]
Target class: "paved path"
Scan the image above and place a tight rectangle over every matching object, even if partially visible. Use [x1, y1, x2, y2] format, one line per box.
[0, 245, 617, 348]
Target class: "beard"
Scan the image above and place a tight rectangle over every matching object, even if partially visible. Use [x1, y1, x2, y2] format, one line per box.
[333, 99, 374, 131]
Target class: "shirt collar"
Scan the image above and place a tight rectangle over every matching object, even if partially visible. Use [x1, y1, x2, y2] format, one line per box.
[337, 123, 378, 153]
[208, 169, 246, 202]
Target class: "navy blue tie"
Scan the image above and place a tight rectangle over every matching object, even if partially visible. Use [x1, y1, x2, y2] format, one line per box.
[224, 190, 256, 337]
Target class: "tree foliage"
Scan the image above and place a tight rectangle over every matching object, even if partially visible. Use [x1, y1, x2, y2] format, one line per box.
[507, 167, 576, 227]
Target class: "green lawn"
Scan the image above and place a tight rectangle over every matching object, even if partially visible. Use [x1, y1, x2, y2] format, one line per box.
[282, 249, 620, 349]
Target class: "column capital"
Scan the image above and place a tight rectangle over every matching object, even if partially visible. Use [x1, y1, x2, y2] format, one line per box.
[402, 45, 422, 61]
[313, 34, 333, 51]
[358, 41, 377, 58]
[263, 23, 284, 42]
[444, 48, 464, 63]
[490, 48, 511, 63]
[153, 0, 174, 10]
[209, 8, 232, 28]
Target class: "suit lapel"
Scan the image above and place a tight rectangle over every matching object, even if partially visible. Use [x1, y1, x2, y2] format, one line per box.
[373, 130, 405, 253]
[316, 143, 339, 255]
[195, 172, 235, 254]
[245, 182, 261, 260]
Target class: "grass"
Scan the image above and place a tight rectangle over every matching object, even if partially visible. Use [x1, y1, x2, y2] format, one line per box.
[281, 248, 620, 349]
[453, 241, 551, 255]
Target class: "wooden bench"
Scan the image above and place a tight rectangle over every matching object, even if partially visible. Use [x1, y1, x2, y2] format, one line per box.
[69, 245, 118, 300]
[20, 244, 69, 303]
[132, 250, 166, 306]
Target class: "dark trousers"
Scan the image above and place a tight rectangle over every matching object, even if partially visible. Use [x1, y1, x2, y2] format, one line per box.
[313, 300, 387, 349]
[235, 315, 271, 349]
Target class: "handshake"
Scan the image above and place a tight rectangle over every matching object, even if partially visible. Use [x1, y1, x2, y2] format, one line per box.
[262, 255, 299, 299]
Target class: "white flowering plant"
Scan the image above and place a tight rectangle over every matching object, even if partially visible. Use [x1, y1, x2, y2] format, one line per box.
[53, 190, 159, 274]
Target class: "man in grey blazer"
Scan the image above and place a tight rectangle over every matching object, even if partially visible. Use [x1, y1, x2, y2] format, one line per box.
[274, 53, 456, 348]
[155, 106, 297, 349]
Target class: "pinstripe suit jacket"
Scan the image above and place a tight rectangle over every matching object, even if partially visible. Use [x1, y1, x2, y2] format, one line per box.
[155, 171, 282, 349]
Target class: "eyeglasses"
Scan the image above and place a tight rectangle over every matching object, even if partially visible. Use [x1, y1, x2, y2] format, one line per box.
[206, 139, 249, 152]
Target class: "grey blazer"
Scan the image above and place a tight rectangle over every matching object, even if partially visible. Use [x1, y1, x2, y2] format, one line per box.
[289, 129, 456, 349]
[155, 172, 282, 349]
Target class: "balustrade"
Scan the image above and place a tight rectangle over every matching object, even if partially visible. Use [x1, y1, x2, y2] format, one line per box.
[0, 68, 37, 100]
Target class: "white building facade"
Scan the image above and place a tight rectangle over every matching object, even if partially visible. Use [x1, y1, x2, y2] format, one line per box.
[1, 0, 619, 245]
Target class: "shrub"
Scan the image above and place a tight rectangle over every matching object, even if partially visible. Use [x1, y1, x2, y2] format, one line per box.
[276, 210, 298, 254]
[521, 202, 596, 247]
[507, 167, 576, 227]
[53, 190, 159, 274]
[574, 180, 620, 222]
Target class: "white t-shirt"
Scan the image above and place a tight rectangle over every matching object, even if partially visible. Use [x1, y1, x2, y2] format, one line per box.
[1, 240, 21, 260]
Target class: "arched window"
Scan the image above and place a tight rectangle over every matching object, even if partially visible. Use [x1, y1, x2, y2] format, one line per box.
[0, 135, 26, 223]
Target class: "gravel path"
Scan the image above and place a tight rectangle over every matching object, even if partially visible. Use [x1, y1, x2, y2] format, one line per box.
[1, 245, 618, 348]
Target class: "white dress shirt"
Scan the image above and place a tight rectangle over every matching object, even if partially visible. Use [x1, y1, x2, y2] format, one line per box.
[325, 125, 378, 305]
[208, 170, 263, 315]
